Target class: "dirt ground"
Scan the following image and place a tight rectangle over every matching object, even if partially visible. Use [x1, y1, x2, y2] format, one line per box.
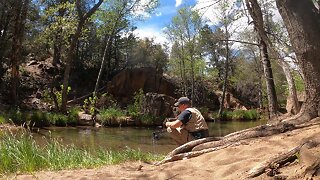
[8, 125, 320, 180]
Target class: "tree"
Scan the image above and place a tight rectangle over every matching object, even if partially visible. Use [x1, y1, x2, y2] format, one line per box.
[60, 0, 103, 113]
[10, 0, 29, 106]
[275, 0, 320, 122]
[245, 0, 279, 118]
[165, 7, 205, 102]
[93, 0, 159, 94]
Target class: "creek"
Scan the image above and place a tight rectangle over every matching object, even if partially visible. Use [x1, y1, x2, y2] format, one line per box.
[33, 120, 267, 155]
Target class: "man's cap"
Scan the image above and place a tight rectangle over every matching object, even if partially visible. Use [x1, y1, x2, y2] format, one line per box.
[174, 97, 190, 106]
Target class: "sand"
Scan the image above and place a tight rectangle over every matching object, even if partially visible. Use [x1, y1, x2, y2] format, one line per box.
[10, 125, 320, 180]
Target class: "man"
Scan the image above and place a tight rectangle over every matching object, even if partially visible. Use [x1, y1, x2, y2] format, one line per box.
[165, 97, 209, 145]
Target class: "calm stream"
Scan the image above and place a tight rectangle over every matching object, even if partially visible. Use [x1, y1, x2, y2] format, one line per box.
[34, 120, 267, 155]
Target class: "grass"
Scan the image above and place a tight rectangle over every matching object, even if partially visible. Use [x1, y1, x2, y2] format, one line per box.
[6, 108, 80, 127]
[0, 115, 5, 124]
[213, 109, 260, 121]
[99, 107, 127, 125]
[0, 130, 163, 176]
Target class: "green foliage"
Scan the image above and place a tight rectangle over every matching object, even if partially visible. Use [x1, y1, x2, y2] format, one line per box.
[0, 115, 6, 124]
[139, 114, 161, 126]
[82, 95, 98, 115]
[42, 85, 72, 109]
[6, 109, 79, 127]
[220, 109, 259, 121]
[0, 131, 162, 175]
[99, 108, 126, 126]
[127, 89, 144, 118]
[29, 111, 51, 127]
[42, 2, 78, 47]
[8, 109, 24, 125]
[292, 71, 305, 92]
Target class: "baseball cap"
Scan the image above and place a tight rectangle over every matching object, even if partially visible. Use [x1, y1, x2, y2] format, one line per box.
[174, 97, 190, 106]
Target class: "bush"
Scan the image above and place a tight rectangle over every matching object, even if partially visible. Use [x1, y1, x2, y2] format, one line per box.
[99, 108, 126, 126]
[0, 115, 5, 124]
[221, 109, 259, 121]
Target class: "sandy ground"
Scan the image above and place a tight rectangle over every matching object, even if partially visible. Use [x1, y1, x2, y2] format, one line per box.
[7, 125, 320, 180]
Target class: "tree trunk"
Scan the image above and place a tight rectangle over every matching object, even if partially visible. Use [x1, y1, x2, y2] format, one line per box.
[260, 39, 279, 118]
[10, 0, 29, 106]
[94, 35, 113, 94]
[60, 0, 103, 112]
[245, 0, 279, 118]
[276, 0, 320, 121]
[218, 25, 230, 117]
[61, 22, 82, 112]
[281, 60, 300, 115]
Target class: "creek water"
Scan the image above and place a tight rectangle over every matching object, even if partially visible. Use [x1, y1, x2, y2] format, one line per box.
[34, 120, 267, 155]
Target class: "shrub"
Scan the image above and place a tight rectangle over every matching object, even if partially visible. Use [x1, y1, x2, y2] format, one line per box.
[0, 115, 5, 124]
[221, 109, 259, 121]
[99, 108, 126, 126]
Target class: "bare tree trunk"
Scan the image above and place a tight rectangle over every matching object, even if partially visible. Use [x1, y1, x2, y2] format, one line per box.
[280, 60, 300, 115]
[218, 25, 230, 117]
[260, 39, 279, 118]
[245, 0, 279, 118]
[94, 35, 113, 94]
[276, 0, 320, 122]
[10, 0, 29, 106]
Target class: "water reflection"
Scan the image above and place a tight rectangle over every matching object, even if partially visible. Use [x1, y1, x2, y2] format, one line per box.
[34, 120, 267, 155]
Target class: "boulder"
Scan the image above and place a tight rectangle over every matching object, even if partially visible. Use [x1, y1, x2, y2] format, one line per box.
[106, 68, 178, 105]
[140, 93, 176, 125]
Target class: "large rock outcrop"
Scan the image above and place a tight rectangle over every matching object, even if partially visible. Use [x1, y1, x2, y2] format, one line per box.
[106, 68, 178, 104]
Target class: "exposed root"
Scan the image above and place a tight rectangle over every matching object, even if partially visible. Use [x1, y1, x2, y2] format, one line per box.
[155, 142, 236, 166]
[158, 117, 320, 166]
[247, 135, 320, 178]
[166, 137, 222, 157]
[247, 144, 302, 178]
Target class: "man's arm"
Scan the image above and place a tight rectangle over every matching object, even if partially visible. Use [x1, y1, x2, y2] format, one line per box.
[165, 119, 183, 129]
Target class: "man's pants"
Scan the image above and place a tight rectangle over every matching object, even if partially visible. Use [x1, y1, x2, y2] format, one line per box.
[167, 127, 195, 146]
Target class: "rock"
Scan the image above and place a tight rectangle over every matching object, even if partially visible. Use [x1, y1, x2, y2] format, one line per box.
[106, 68, 178, 105]
[140, 92, 176, 125]
[77, 111, 93, 126]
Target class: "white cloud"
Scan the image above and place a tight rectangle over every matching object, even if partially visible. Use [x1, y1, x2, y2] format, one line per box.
[134, 26, 168, 45]
[176, 0, 183, 7]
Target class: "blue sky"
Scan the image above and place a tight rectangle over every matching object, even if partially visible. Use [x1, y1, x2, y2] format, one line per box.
[134, 0, 197, 45]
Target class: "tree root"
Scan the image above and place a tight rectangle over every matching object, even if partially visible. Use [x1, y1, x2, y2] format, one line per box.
[154, 142, 236, 166]
[166, 137, 222, 157]
[157, 117, 320, 167]
[247, 135, 320, 178]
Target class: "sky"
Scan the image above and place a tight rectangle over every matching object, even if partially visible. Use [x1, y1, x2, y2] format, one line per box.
[134, 0, 197, 45]
[134, 0, 283, 50]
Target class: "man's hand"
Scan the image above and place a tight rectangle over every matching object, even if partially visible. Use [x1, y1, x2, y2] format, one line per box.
[163, 118, 175, 127]
[165, 121, 171, 127]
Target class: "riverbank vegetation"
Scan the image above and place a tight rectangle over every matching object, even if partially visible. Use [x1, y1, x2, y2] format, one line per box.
[0, 130, 163, 176]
